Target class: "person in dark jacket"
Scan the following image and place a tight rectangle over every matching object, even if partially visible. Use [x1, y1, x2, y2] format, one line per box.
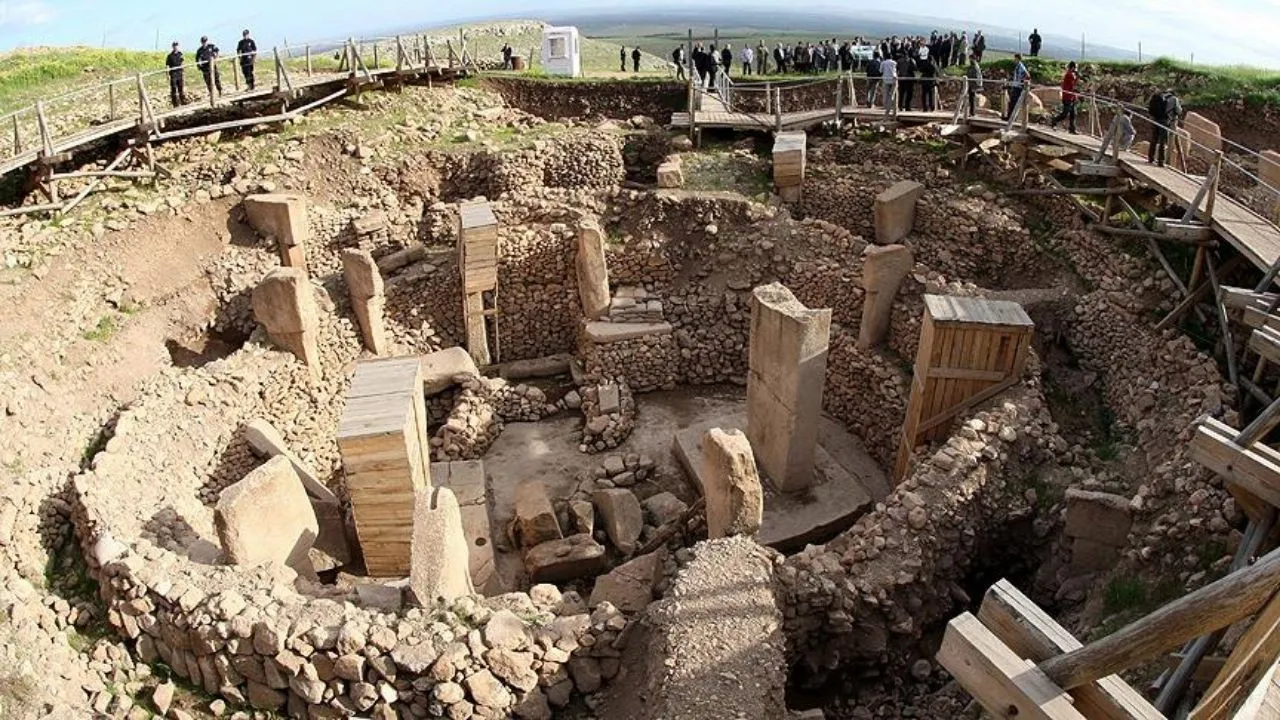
[672, 46, 686, 81]
[1029, 29, 1042, 57]
[899, 51, 916, 110]
[195, 36, 222, 98]
[720, 45, 733, 75]
[632, 47, 641, 72]
[919, 54, 938, 111]
[236, 30, 257, 90]
[1147, 89, 1181, 166]
[165, 42, 185, 106]
[620, 46, 626, 72]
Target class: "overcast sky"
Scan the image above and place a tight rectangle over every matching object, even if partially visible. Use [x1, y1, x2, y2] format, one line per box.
[2, 0, 1279, 67]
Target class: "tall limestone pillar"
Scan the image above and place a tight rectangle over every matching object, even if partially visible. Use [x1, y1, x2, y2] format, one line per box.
[341, 248, 389, 355]
[857, 244, 913, 349]
[244, 194, 310, 270]
[577, 220, 611, 319]
[746, 283, 831, 493]
[251, 267, 321, 378]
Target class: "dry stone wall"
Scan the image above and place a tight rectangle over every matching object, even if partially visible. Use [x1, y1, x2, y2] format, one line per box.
[482, 77, 686, 125]
[777, 383, 1058, 677]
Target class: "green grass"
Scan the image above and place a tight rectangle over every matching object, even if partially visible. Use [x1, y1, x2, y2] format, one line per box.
[82, 314, 119, 342]
[0, 47, 166, 112]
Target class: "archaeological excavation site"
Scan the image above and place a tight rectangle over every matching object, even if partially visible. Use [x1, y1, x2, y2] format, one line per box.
[5, 36, 1280, 720]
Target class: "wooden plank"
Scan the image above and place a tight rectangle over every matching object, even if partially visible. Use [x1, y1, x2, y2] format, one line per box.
[927, 366, 1009, 382]
[1155, 218, 1215, 242]
[1230, 655, 1280, 719]
[1191, 590, 1280, 719]
[978, 579, 1165, 720]
[1189, 417, 1280, 511]
[1250, 328, 1280, 367]
[1245, 307, 1280, 333]
[936, 612, 1087, 720]
[1038, 548, 1280, 690]
[1074, 160, 1125, 177]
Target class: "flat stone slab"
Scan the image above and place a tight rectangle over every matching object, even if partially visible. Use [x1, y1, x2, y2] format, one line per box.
[673, 409, 888, 553]
[583, 321, 673, 344]
[496, 353, 573, 380]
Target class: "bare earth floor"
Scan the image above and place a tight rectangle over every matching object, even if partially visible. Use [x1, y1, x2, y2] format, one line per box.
[483, 385, 891, 585]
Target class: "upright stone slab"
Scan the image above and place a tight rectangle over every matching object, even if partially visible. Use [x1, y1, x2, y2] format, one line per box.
[341, 248, 389, 355]
[746, 283, 832, 492]
[244, 194, 309, 269]
[576, 220, 611, 320]
[420, 347, 480, 395]
[1182, 112, 1223, 162]
[874, 180, 925, 245]
[431, 460, 499, 593]
[699, 428, 764, 538]
[409, 487, 474, 605]
[857, 244, 913, 349]
[215, 456, 319, 577]
[337, 357, 432, 577]
[251, 267, 321, 375]
[1261, 150, 1280, 221]
[515, 480, 562, 548]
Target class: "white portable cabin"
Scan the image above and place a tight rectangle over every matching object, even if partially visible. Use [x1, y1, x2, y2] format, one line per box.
[541, 26, 582, 77]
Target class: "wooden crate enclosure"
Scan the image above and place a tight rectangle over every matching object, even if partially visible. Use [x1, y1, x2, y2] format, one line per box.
[894, 295, 1034, 481]
[337, 357, 431, 577]
[457, 200, 499, 365]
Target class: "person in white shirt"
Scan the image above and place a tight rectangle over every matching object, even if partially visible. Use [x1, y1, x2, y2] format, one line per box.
[879, 54, 898, 114]
[741, 46, 755, 76]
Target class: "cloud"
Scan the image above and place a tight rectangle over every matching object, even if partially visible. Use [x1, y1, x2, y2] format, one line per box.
[0, 0, 55, 28]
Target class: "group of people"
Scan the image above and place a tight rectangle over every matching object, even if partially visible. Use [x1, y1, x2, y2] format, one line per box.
[860, 31, 990, 114]
[164, 30, 259, 107]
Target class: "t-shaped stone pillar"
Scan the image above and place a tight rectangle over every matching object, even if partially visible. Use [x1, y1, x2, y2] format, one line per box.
[746, 283, 831, 492]
[244, 193, 309, 270]
[576, 219, 611, 320]
[700, 428, 764, 538]
[873, 180, 924, 245]
[857, 244, 913, 349]
[251, 267, 321, 377]
[341, 248, 389, 355]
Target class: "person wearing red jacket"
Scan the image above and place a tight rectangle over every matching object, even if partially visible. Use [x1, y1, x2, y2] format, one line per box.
[1049, 61, 1080, 134]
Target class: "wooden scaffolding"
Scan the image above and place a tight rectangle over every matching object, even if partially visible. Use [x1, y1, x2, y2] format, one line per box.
[894, 295, 1034, 482]
[457, 200, 500, 366]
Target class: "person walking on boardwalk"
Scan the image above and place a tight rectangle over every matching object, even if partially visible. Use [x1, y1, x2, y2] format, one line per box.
[1147, 88, 1181, 166]
[196, 36, 222, 99]
[965, 53, 982, 117]
[165, 41, 185, 107]
[865, 51, 883, 105]
[632, 47, 642, 72]
[1048, 61, 1079, 133]
[879, 52, 898, 114]
[1029, 28, 1043, 57]
[236, 30, 257, 90]
[720, 44, 733, 76]
[672, 46, 686, 81]
[1004, 53, 1029, 121]
[919, 53, 938, 111]
[899, 50, 916, 111]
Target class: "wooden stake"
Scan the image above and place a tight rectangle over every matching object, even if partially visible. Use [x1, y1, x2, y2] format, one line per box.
[1157, 255, 1246, 331]
[1038, 547, 1280, 690]
[35, 100, 53, 156]
[108, 81, 116, 120]
[305, 45, 313, 77]
[12, 114, 20, 154]
[1206, 151, 1223, 220]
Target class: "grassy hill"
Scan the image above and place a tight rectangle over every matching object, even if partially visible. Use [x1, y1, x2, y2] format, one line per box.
[0, 47, 166, 112]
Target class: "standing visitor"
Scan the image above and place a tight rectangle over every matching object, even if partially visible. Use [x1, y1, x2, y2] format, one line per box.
[965, 53, 982, 117]
[973, 31, 986, 62]
[1004, 53, 1029, 121]
[1048, 61, 1080, 133]
[1147, 89, 1181, 166]
[721, 44, 733, 76]
[957, 32, 969, 67]
[866, 51, 882, 105]
[672, 46, 686, 81]
[165, 41, 185, 107]
[919, 53, 938, 111]
[774, 43, 785, 74]
[757, 41, 768, 74]
[620, 46, 627, 72]
[236, 30, 257, 89]
[879, 52, 898, 113]
[632, 47, 642, 72]
[1029, 28, 1043, 57]
[741, 45, 754, 76]
[899, 50, 916, 111]
[196, 36, 222, 99]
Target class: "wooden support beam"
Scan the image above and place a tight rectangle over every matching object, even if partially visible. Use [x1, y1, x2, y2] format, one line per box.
[1155, 218, 1214, 242]
[938, 613, 1087, 720]
[1011, 187, 1131, 197]
[978, 580, 1164, 719]
[0, 202, 63, 218]
[1038, 547, 1280, 690]
[1191, 590, 1280, 719]
[1163, 653, 1228, 685]
[35, 100, 53, 156]
[1157, 256, 1246, 331]
[1045, 174, 1101, 223]
[1250, 327, 1280, 367]
[1192, 416, 1280, 517]
[1095, 224, 1214, 247]
[1074, 160, 1125, 177]
[1208, 254, 1242, 390]
[1245, 307, 1280, 333]
[60, 147, 134, 216]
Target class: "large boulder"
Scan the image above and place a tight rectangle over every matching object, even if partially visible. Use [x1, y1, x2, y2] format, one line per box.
[215, 456, 319, 577]
[588, 551, 662, 613]
[593, 489, 643, 555]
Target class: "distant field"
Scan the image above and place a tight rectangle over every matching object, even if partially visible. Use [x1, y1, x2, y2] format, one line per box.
[0, 47, 166, 112]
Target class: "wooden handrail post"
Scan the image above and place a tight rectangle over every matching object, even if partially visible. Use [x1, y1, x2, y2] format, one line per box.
[232, 54, 241, 92]
[108, 81, 116, 120]
[305, 45, 312, 77]
[35, 100, 53, 156]
[775, 87, 782, 131]
[834, 73, 843, 125]
[12, 114, 20, 154]
[1206, 151, 1223, 220]
[373, 43, 380, 70]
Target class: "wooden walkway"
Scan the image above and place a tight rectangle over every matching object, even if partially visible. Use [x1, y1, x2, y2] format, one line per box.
[673, 104, 1280, 277]
[1, 54, 467, 180]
